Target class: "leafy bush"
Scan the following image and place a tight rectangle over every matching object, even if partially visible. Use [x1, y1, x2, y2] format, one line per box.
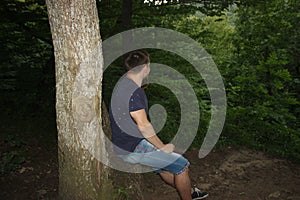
[0, 134, 27, 174]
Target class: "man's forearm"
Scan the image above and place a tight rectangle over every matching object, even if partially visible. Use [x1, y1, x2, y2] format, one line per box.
[138, 123, 164, 149]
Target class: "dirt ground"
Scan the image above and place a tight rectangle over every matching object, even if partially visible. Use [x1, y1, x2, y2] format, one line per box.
[1, 144, 300, 200]
[142, 147, 300, 200]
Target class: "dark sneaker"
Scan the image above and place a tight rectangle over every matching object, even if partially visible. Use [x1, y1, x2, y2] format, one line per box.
[191, 187, 208, 200]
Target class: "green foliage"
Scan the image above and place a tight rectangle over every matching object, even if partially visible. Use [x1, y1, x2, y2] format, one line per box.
[101, 1, 300, 161]
[224, 0, 300, 160]
[113, 187, 129, 200]
[0, 0, 54, 117]
[0, 134, 27, 174]
[0, 151, 26, 174]
[1, 0, 300, 167]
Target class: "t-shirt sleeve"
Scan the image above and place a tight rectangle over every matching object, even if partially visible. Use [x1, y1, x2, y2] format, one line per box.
[129, 88, 146, 112]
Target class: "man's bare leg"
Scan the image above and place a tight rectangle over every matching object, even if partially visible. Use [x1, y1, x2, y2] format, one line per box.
[175, 167, 192, 200]
[159, 168, 192, 200]
[159, 171, 175, 187]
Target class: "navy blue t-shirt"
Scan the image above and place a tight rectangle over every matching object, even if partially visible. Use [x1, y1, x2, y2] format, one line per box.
[109, 77, 148, 155]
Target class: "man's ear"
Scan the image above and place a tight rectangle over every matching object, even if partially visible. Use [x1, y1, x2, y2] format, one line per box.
[142, 64, 148, 73]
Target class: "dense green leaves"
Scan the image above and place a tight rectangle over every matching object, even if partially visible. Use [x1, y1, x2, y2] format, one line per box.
[225, 0, 300, 160]
[0, 0, 53, 116]
[1, 0, 299, 162]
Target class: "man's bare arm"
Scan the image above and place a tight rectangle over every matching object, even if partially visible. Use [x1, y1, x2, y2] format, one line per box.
[130, 109, 174, 153]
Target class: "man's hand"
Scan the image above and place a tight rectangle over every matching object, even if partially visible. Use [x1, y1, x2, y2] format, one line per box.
[160, 143, 175, 153]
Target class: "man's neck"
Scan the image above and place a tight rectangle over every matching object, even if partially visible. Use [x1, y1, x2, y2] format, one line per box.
[126, 73, 143, 87]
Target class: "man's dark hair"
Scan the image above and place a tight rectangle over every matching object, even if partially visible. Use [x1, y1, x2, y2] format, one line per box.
[124, 50, 150, 72]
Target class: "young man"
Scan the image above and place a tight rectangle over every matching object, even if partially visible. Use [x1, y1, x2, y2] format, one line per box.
[109, 50, 208, 200]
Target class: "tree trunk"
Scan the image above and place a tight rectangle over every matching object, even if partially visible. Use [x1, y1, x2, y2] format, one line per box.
[45, 0, 113, 199]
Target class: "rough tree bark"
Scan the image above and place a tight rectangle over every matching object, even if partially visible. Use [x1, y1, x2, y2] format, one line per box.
[45, 0, 113, 199]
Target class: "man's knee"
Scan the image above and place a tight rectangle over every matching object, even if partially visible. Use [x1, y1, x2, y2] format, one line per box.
[175, 165, 189, 176]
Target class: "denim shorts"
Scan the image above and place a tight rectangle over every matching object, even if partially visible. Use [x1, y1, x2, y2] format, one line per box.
[119, 139, 190, 175]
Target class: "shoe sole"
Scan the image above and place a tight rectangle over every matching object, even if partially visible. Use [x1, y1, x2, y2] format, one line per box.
[193, 193, 209, 200]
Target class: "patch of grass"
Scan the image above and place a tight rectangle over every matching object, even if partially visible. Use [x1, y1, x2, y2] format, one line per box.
[113, 187, 129, 200]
